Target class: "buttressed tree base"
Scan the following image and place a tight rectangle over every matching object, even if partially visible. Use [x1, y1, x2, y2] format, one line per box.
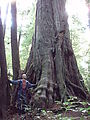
[25, 0, 88, 107]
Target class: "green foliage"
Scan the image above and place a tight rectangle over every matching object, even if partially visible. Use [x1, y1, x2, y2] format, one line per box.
[79, 107, 90, 115]
[62, 96, 90, 116]
[17, 1, 36, 69]
[4, 0, 36, 76]
[70, 15, 90, 92]
[41, 109, 47, 115]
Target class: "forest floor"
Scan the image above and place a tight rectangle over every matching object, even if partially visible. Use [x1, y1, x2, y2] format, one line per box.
[7, 97, 90, 120]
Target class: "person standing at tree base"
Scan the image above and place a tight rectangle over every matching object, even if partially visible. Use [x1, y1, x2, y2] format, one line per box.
[9, 74, 37, 115]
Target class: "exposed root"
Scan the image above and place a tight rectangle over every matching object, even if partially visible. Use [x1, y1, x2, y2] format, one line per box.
[65, 78, 87, 100]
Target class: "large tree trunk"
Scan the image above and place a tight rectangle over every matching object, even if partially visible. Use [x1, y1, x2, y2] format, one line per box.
[11, 1, 20, 80]
[0, 8, 9, 120]
[25, 0, 88, 107]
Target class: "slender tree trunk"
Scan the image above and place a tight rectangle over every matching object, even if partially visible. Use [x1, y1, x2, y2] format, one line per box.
[11, 1, 21, 108]
[25, 0, 88, 107]
[17, 26, 22, 48]
[11, 0, 20, 80]
[0, 8, 9, 120]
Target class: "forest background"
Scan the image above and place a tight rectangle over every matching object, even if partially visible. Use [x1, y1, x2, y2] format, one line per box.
[0, 0, 90, 91]
[0, 0, 90, 119]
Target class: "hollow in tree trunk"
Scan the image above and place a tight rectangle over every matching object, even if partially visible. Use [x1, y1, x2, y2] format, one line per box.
[25, 0, 88, 107]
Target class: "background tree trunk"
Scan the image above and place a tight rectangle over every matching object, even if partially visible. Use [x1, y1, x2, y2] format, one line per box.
[3, 2, 9, 39]
[0, 8, 9, 120]
[11, 0, 20, 80]
[25, 0, 88, 107]
[85, 0, 90, 28]
[11, 1, 21, 108]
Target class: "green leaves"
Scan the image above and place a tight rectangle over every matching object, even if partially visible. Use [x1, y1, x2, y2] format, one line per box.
[70, 14, 90, 92]
[18, 1, 36, 69]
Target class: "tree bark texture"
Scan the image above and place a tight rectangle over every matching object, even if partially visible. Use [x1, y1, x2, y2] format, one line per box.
[0, 8, 9, 120]
[25, 0, 88, 107]
[11, 1, 20, 79]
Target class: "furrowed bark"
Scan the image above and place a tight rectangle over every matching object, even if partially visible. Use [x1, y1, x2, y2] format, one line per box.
[25, 0, 88, 107]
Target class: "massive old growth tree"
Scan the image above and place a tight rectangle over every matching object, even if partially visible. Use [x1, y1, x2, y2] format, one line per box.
[25, 0, 88, 107]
